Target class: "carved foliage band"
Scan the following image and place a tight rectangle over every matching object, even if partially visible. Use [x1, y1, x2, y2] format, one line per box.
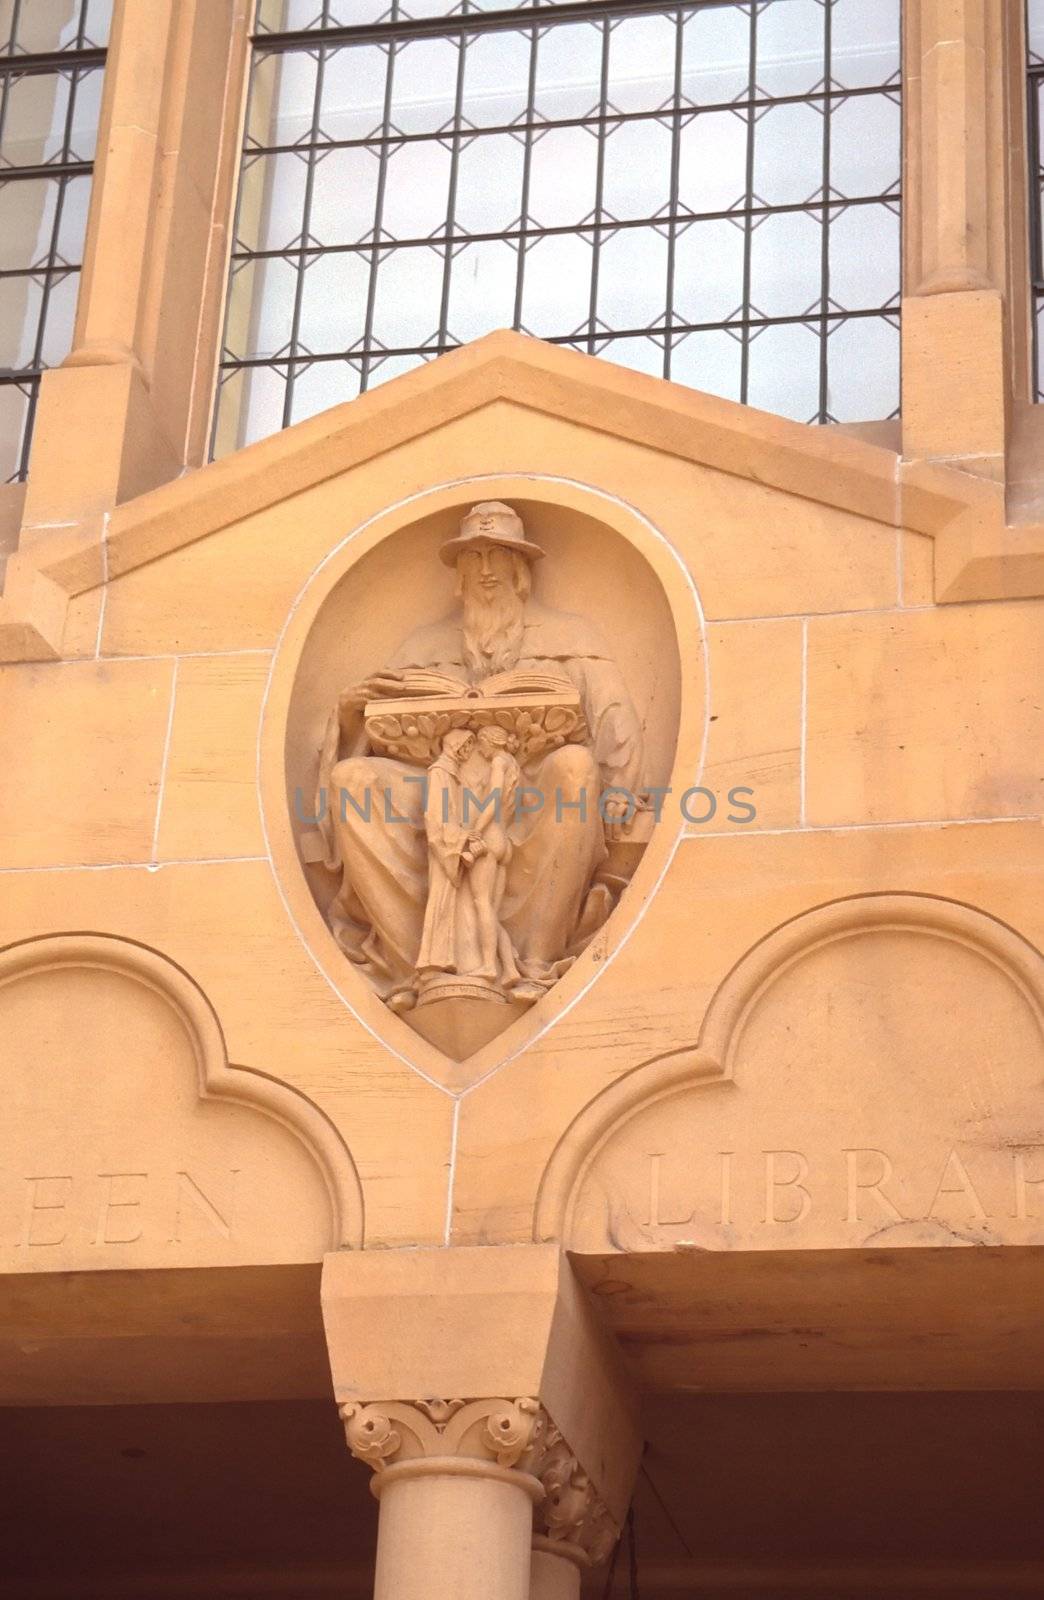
[340, 1398, 620, 1567]
[340, 1396, 548, 1474]
[535, 1425, 618, 1566]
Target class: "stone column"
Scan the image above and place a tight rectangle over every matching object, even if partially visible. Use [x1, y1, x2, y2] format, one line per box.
[529, 1546, 582, 1600]
[322, 1244, 640, 1600]
[342, 1397, 546, 1600]
[528, 1423, 620, 1599]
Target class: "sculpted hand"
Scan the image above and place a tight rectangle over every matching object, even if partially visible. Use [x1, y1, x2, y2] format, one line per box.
[339, 672, 405, 717]
[361, 671, 407, 699]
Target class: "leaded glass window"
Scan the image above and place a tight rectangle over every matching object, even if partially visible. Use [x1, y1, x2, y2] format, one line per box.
[214, 0, 902, 457]
[1028, 0, 1044, 398]
[0, 0, 110, 483]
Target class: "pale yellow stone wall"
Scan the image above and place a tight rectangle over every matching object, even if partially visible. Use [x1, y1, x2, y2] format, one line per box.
[1, 337, 1040, 1266]
[0, 0, 1041, 1408]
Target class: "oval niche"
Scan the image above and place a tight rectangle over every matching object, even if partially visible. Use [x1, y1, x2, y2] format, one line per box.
[263, 478, 702, 1084]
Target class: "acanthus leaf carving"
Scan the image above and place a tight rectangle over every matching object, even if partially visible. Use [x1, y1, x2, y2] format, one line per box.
[339, 1399, 620, 1568]
[340, 1403, 402, 1470]
[534, 1426, 620, 1567]
[338, 1396, 548, 1474]
[482, 1396, 546, 1470]
[415, 1398, 466, 1426]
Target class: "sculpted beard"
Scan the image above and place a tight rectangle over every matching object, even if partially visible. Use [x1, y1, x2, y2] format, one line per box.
[460, 562, 528, 678]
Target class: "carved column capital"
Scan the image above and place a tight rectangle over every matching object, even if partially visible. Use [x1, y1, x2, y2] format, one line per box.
[340, 1396, 550, 1494]
[323, 1245, 640, 1579]
[339, 1397, 622, 1568]
[532, 1426, 620, 1569]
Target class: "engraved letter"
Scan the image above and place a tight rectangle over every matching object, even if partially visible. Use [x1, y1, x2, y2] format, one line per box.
[94, 1172, 147, 1245]
[927, 1149, 987, 1220]
[645, 1153, 695, 1228]
[170, 1170, 238, 1242]
[1012, 1148, 1044, 1220]
[844, 1148, 903, 1223]
[19, 1176, 72, 1247]
[764, 1151, 811, 1224]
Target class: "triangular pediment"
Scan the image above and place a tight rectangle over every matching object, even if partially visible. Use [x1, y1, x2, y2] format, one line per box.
[103, 331, 964, 582]
[3, 331, 1040, 667]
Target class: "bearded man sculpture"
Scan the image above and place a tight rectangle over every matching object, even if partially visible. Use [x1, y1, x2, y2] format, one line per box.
[314, 502, 645, 1019]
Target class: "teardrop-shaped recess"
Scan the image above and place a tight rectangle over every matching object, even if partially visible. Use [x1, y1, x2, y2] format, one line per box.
[261, 477, 704, 1092]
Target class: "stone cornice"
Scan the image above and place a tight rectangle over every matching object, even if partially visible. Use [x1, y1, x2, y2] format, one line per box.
[4, 331, 1040, 661]
[98, 335, 914, 578]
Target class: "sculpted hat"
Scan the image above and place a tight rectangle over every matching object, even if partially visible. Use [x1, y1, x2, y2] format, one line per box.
[438, 501, 545, 567]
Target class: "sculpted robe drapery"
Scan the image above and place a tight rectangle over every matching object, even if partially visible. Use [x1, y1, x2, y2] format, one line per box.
[315, 602, 645, 1003]
[415, 753, 477, 978]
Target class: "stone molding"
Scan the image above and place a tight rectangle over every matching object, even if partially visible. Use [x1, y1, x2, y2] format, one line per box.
[340, 1398, 619, 1566]
[534, 892, 1044, 1244]
[88, 335, 1021, 579]
[0, 932, 365, 1250]
[4, 333, 1042, 665]
[322, 1245, 642, 1528]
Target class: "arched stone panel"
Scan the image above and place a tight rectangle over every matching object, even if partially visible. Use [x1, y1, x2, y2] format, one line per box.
[0, 935, 363, 1270]
[536, 895, 1044, 1253]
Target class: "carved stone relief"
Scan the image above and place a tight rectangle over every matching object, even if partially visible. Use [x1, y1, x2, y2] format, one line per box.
[341, 1397, 618, 1568]
[292, 497, 685, 1060]
[341, 1396, 549, 1474]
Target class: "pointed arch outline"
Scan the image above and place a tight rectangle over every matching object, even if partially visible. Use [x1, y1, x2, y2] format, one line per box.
[0, 932, 364, 1248]
[534, 893, 1044, 1244]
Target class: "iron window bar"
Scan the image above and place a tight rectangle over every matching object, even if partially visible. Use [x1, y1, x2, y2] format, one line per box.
[215, 0, 902, 452]
[1026, 10, 1044, 399]
[239, 79, 898, 166]
[0, 1, 108, 483]
[0, 46, 106, 74]
[1027, 59, 1044, 289]
[255, 0, 787, 50]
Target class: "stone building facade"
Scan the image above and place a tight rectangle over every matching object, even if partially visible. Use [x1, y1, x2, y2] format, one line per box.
[1, 2, 1043, 1596]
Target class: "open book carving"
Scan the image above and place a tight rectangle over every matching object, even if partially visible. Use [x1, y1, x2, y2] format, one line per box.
[372, 667, 578, 700]
[365, 667, 588, 766]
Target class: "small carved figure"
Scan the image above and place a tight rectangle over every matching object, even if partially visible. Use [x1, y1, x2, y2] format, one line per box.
[411, 728, 478, 1010]
[464, 727, 545, 1002]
